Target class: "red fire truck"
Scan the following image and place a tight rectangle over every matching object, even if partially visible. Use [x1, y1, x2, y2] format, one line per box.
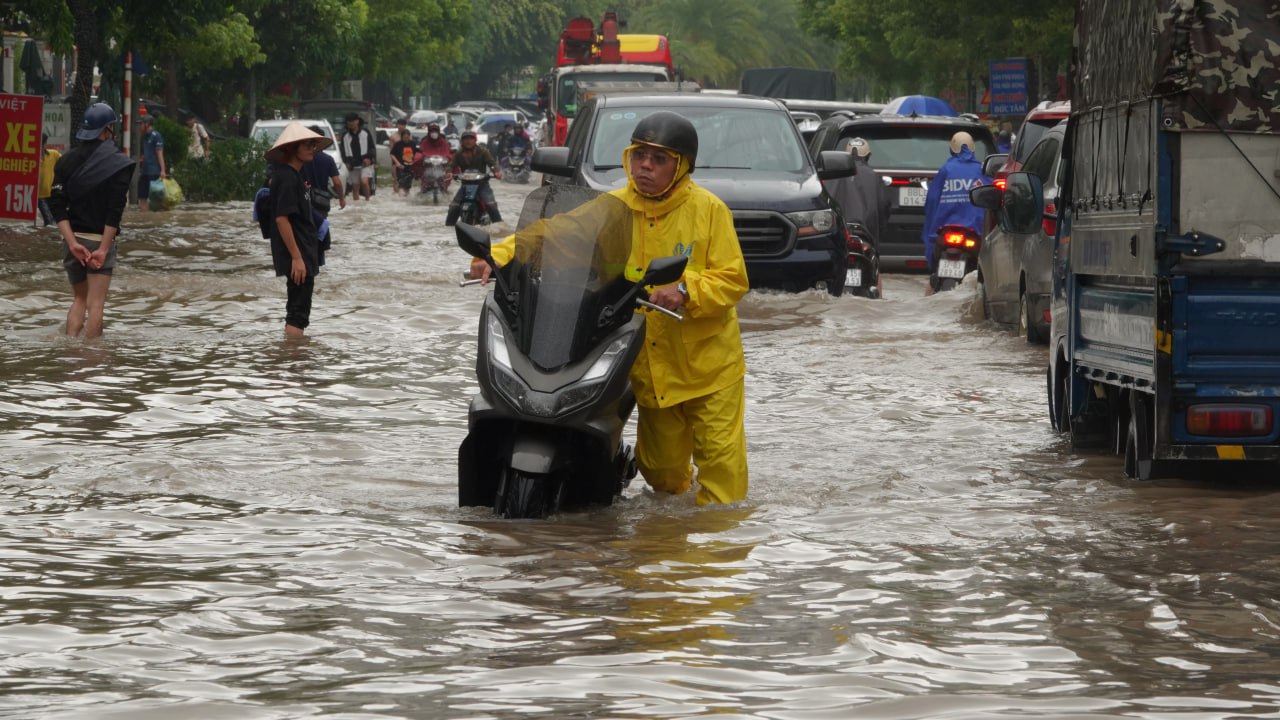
[537, 12, 675, 146]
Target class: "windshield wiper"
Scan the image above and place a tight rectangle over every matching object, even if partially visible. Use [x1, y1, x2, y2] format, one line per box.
[696, 165, 752, 170]
[592, 164, 623, 171]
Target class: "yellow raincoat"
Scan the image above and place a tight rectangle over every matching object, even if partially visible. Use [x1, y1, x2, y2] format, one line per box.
[486, 165, 749, 504]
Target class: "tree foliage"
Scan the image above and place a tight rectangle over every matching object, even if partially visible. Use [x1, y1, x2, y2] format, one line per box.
[797, 0, 1071, 101]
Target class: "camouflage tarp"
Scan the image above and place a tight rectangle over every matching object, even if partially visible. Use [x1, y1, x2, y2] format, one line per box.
[1073, 0, 1280, 132]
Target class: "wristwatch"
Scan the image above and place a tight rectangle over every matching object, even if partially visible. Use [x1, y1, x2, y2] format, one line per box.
[676, 281, 689, 300]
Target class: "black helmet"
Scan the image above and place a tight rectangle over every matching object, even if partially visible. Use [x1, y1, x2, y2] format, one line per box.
[461, 129, 477, 140]
[631, 111, 698, 167]
[77, 102, 117, 140]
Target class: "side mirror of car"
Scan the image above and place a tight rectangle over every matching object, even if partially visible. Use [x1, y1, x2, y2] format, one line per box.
[982, 153, 1009, 177]
[642, 255, 689, 287]
[969, 184, 1002, 211]
[532, 146, 574, 177]
[1001, 172, 1045, 235]
[816, 150, 856, 180]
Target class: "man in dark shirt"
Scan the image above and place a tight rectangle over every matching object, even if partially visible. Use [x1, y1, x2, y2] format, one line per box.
[47, 102, 135, 338]
[445, 129, 502, 225]
[304, 125, 345, 262]
[266, 122, 331, 337]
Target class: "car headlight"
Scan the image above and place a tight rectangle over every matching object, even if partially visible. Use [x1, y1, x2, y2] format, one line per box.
[786, 209, 835, 236]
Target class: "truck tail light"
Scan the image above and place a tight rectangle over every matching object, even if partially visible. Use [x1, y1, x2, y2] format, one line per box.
[1186, 404, 1273, 437]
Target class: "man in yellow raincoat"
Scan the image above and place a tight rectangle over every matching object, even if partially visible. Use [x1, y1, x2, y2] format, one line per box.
[472, 111, 750, 505]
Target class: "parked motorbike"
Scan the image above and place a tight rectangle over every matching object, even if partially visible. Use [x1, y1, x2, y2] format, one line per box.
[501, 146, 532, 184]
[929, 223, 982, 292]
[844, 221, 882, 299]
[455, 188, 688, 518]
[418, 155, 451, 204]
[456, 170, 493, 226]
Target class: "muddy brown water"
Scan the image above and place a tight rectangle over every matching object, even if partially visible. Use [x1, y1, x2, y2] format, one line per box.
[4, 182, 1280, 718]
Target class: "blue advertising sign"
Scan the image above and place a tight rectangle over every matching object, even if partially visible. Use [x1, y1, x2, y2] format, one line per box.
[989, 58, 1028, 115]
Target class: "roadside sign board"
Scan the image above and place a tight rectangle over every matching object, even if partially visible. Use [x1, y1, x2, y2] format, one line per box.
[989, 58, 1029, 116]
[44, 102, 70, 151]
[0, 93, 43, 222]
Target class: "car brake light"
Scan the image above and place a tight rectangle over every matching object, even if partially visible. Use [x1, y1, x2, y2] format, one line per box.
[906, 259, 929, 270]
[994, 178, 1007, 191]
[1186, 404, 1273, 437]
[889, 178, 912, 186]
[1042, 203, 1057, 236]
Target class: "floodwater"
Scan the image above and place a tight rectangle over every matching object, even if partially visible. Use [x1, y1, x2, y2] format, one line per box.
[4, 180, 1280, 719]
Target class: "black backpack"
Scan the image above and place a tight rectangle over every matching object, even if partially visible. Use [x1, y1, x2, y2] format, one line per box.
[252, 176, 273, 239]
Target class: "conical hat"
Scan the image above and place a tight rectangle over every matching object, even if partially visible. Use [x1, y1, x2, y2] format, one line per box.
[265, 122, 333, 162]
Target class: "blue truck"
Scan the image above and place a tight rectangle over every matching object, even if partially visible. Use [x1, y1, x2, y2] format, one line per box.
[976, 0, 1280, 479]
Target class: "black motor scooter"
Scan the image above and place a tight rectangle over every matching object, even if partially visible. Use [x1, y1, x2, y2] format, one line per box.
[455, 188, 688, 519]
[929, 223, 982, 292]
[844, 220, 881, 299]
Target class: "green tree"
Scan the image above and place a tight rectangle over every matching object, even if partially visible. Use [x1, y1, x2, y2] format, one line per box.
[798, 0, 1070, 104]
[361, 0, 470, 108]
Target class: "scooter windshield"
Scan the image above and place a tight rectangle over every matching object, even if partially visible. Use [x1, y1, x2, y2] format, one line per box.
[496, 188, 635, 371]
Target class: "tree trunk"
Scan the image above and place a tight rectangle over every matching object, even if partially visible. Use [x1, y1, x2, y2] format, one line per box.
[165, 52, 180, 118]
[66, 0, 103, 144]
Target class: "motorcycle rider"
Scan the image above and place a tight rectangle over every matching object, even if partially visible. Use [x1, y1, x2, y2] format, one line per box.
[825, 137, 889, 248]
[920, 131, 990, 272]
[417, 122, 452, 160]
[446, 129, 502, 225]
[471, 112, 751, 506]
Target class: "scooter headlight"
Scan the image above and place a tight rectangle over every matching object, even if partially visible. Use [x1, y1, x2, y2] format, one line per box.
[551, 337, 630, 415]
[486, 313, 512, 370]
[582, 337, 628, 382]
[486, 314, 527, 407]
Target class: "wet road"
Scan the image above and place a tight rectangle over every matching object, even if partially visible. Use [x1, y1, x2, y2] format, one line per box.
[4, 179, 1280, 718]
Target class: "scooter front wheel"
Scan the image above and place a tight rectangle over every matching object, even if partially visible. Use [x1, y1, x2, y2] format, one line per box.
[495, 468, 564, 519]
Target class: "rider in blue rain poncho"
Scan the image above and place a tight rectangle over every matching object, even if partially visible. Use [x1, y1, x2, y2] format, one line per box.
[919, 131, 991, 269]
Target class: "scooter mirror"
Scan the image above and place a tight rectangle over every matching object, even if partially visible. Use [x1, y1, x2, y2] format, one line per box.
[643, 255, 688, 287]
[455, 222, 493, 260]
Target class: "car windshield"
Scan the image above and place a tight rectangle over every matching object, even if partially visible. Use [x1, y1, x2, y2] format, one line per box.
[253, 123, 334, 143]
[558, 71, 668, 117]
[838, 125, 992, 171]
[1013, 118, 1059, 163]
[589, 105, 808, 176]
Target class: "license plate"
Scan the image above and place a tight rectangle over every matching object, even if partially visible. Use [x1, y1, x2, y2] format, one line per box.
[899, 187, 926, 207]
[845, 267, 863, 287]
[938, 259, 967, 279]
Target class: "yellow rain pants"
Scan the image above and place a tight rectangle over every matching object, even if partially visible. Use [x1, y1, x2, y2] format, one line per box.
[635, 377, 748, 505]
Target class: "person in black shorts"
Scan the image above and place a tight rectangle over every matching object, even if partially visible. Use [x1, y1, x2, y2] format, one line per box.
[47, 102, 135, 338]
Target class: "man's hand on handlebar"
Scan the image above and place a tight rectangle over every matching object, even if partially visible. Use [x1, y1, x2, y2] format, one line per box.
[469, 258, 493, 285]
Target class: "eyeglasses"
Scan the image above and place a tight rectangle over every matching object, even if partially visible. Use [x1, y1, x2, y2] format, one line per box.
[304, 140, 324, 149]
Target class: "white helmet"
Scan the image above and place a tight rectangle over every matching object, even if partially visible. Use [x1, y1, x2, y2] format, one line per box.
[949, 131, 975, 154]
[847, 137, 871, 159]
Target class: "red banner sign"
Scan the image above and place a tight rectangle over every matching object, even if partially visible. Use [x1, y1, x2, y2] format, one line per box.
[0, 94, 44, 222]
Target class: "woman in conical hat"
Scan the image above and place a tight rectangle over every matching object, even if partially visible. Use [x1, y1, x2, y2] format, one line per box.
[265, 122, 332, 336]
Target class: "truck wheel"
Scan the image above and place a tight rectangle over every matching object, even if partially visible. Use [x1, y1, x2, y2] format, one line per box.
[1124, 393, 1155, 480]
[1020, 290, 1041, 344]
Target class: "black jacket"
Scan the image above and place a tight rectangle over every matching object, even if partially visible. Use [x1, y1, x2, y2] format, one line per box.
[828, 156, 889, 245]
[48, 140, 134, 235]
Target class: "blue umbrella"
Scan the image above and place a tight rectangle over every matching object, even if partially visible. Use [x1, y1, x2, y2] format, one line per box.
[880, 95, 956, 117]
